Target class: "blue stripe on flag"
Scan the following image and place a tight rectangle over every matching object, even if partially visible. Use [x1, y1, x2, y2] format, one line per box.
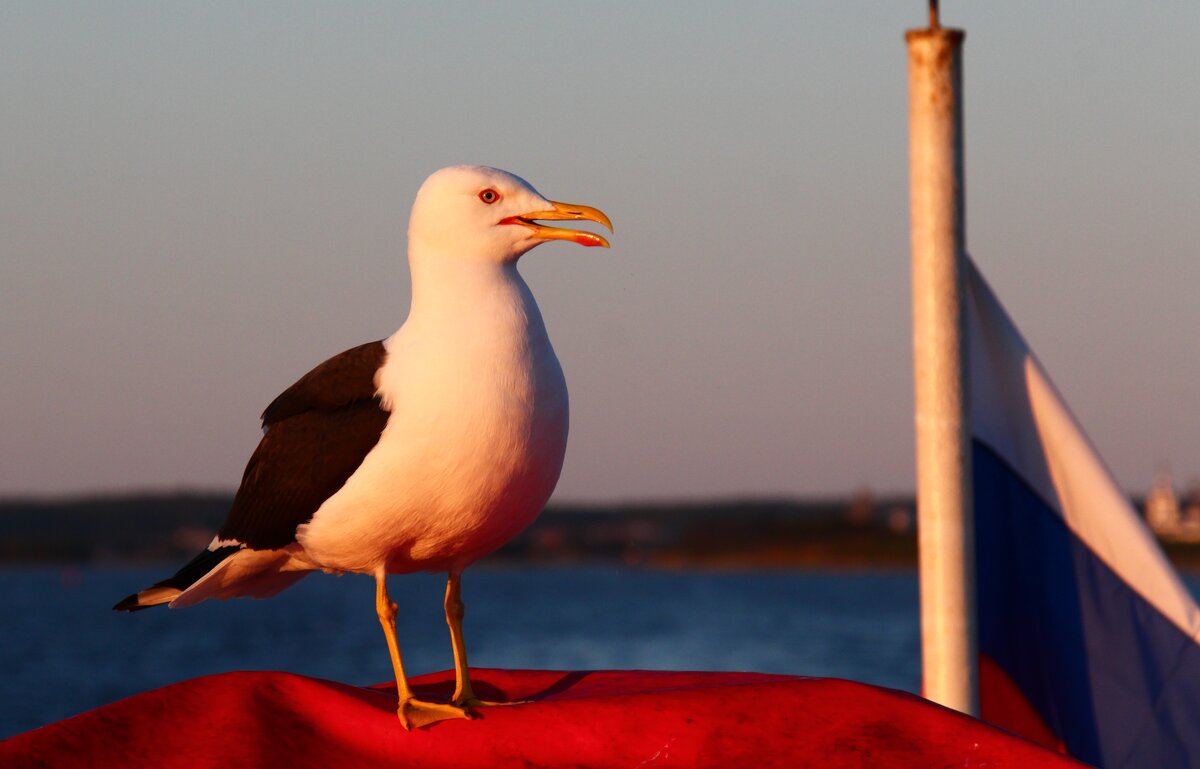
[975, 439, 1200, 768]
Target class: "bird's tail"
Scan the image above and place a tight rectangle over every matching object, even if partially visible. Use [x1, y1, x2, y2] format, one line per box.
[112, 545, 240, 611]
[113, 544, 313, 611]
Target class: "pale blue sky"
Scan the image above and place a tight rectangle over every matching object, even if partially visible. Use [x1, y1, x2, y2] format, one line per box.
[2, 2, 1198, 501]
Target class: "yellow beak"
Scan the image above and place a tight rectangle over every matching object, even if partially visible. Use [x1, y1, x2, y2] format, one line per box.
[501, 200, 613, 248]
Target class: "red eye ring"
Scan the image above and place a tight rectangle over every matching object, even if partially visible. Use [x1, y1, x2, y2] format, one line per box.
[478, 188, 500, 204]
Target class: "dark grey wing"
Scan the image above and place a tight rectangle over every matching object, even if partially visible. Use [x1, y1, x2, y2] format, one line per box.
[217, 340, 390, 550]
[260, 340, 388, 424]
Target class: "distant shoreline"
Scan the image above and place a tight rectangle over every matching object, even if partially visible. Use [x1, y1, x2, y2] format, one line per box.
[5, 492, 1198, 572]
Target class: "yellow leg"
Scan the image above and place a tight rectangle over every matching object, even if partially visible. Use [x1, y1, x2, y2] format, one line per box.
[375, 569, 471, 729]
[445, 572, 524, 709]
[445, 571, 482, 707]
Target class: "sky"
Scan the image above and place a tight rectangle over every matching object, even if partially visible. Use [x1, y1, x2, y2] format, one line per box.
[2, 2, 1198, 502]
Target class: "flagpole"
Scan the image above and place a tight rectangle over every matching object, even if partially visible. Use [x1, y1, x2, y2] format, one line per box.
[906, 4, 978, 716]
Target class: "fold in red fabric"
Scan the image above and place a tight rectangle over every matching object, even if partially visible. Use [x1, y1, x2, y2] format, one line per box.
[2, 669, 1086, 768]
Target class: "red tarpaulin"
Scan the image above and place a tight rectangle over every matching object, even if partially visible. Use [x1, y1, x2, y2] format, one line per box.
[1, 669, 1086, 768]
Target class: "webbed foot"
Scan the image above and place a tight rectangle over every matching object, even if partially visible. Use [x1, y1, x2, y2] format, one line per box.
[397, 697, 473, 730]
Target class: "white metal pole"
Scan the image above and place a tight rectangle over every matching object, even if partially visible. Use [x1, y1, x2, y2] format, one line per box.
[906, 12, 978, 716]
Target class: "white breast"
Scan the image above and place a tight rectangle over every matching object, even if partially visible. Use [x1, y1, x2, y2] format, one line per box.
[296, 264, 568, 575]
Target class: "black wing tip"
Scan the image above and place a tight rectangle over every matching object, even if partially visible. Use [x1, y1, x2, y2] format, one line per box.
[112, 545, 241, 612]
[112, 594, 151, 612]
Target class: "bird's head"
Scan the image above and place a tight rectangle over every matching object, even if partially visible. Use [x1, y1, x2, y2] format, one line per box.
[408, 166, 612, 264]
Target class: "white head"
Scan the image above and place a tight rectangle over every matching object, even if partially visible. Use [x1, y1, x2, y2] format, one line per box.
[407, 166, 612, 264]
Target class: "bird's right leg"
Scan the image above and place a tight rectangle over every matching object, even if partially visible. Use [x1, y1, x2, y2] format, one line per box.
[374, 568, 471, 729]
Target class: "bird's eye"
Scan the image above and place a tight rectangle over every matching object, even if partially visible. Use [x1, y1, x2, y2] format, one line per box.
[478, 188, 500, 204]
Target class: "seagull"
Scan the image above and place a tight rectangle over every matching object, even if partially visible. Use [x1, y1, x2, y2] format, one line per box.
[114, 165, 612, 729]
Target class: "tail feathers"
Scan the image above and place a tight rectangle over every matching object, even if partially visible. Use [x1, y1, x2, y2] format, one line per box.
[112, 585, 181, 612]
[169, 547, 310, 608]
[112, 545, 241, 612]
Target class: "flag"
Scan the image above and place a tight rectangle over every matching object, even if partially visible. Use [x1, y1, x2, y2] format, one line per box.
[967, 257, 1200, 768]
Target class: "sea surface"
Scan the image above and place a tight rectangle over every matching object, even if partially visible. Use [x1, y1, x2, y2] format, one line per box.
[5, 565, 915, 738]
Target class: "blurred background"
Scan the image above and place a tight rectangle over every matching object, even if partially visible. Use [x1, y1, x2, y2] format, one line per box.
[2, 1, 1198, 739]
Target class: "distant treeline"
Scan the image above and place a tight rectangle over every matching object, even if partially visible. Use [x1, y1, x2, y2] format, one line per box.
[6, 492, 1198, 569]
[0, 493, 921, 567]
[0, 494, 232, 563]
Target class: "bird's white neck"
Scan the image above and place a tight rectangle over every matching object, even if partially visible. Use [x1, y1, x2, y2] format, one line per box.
[404, 247, 544, 335]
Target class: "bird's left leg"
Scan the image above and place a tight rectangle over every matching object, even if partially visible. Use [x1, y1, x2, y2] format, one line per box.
[445, 571, 521, 709]
[445, 571, 485, 708]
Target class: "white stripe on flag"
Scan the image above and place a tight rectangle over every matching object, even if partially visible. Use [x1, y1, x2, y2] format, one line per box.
[965, 256, 1200, 642]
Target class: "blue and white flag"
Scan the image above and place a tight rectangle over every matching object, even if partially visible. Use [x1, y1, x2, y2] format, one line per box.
[967, 257, 1200, 768]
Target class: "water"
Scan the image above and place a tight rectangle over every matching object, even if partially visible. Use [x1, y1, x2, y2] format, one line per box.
[0, 566, 920, 738]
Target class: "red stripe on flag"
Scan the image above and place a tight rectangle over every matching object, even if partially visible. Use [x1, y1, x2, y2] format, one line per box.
[980, 653, 1067, 754]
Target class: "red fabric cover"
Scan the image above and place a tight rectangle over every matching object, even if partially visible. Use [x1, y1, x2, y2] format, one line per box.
[1, 669, 1087, 768]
